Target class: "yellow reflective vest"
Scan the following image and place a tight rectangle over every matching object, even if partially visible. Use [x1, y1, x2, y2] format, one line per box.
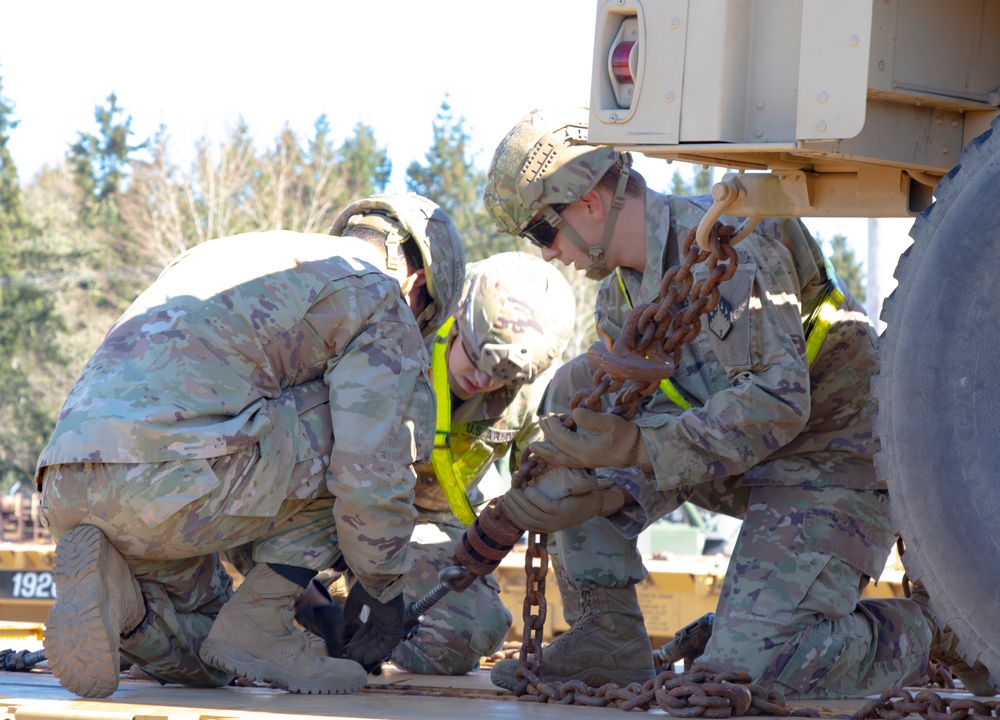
[429, 318, 487, 525]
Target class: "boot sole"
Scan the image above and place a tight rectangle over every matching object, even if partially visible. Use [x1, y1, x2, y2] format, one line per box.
[45, 525, 122, 698]
[200, 638, 368, 694]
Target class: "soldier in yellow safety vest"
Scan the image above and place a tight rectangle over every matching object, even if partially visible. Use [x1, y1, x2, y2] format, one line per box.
[294, 251, 577, 675]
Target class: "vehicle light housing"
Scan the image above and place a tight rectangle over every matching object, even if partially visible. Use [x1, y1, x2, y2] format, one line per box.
[608, 17, 639, 109]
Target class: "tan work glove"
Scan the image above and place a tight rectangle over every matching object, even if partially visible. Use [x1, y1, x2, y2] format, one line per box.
[530, 408, 652, 471]
[500, 466, 627, 534]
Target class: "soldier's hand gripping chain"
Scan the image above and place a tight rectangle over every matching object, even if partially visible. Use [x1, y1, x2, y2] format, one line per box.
[343, 583, 405, 673]
[530, 408, 652, 472]
[500, 465, 628, 533]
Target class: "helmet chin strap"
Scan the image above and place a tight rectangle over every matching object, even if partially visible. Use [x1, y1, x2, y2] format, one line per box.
[547, 153, 633, 281]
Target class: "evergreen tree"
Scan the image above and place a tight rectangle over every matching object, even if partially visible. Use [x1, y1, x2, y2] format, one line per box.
[0, 73, 64, 491]
[337, 121, 391, 200]
[692, 166, 713, 195]
[68, 93, 145, 234]
[828, 233, 866, 304]
[406, 99, 518, 261]
[668, 165, 713, 196]
[669, 169, 688, 196]
[0, 79, 24, 249]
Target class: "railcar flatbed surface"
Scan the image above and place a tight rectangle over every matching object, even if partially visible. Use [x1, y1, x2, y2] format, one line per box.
[0, 665, 974, 720]
[0, 543, 953, 719]
[0, 667, 517, 720]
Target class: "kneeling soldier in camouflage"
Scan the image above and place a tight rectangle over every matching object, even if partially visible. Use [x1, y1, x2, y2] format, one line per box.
[36, 194, 465, 698]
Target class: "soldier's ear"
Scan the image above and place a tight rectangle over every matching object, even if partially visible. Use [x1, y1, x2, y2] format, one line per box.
[400, 268, 426, 295]
[400, 269, 428, 320]
[580, 189, 608, 224]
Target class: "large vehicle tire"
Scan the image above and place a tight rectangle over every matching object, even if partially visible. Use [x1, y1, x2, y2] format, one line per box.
[874, 113, 1000, 680]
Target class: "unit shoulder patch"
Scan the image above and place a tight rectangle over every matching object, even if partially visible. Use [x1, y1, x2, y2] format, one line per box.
[708, 296, 733, 340]
[693, 262, 756, 370]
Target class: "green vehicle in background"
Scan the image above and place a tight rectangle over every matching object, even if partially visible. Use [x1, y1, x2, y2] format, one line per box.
[642, 504, 741, 557]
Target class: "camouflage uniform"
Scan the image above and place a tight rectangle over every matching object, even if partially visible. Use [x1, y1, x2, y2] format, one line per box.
[37, 230, 436, 686]
[555, 189, 931, 698]
[393, 361, 551, 673]
[392, 252, 574, 674]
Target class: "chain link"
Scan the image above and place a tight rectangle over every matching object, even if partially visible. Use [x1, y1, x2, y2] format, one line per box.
[508, 662, 992, 718]
[571, 222, 739, 420]
[512, 530, 548, 697]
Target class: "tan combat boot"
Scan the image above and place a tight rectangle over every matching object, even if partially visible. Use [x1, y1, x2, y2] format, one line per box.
[491, 585, 655, 690]
[200, 564, 368, 694]
[912, 583, 998, 696]
[45, 524, 145, 698]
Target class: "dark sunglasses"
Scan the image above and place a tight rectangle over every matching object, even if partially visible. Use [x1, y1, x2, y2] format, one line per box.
[519, 204, 567, 249]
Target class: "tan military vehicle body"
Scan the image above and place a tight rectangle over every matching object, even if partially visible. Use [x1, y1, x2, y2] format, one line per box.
[589, 0, 1000, 684]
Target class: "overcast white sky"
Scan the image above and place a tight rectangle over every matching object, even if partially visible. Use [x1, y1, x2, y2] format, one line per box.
[0, 0, 910, 279]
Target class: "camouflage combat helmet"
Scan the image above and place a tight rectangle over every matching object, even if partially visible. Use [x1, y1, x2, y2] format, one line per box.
[455, 252, 576, 384]
[331, 193, 466, 337]
[483, 107, 632, 280]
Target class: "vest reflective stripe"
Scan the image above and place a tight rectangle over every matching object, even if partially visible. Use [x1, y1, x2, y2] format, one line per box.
[614, 269, 693, 410]
[429, 317, 477, 526]
[804, 256, 846, 366]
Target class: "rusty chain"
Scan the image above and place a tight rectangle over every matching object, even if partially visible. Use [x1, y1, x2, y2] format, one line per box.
[848, 689, 1000, 720]
[508, 220, 738, 488]
[570, 221, 739, 421]
[511, 530, 548, 698]
[507, 662, 996, 718]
